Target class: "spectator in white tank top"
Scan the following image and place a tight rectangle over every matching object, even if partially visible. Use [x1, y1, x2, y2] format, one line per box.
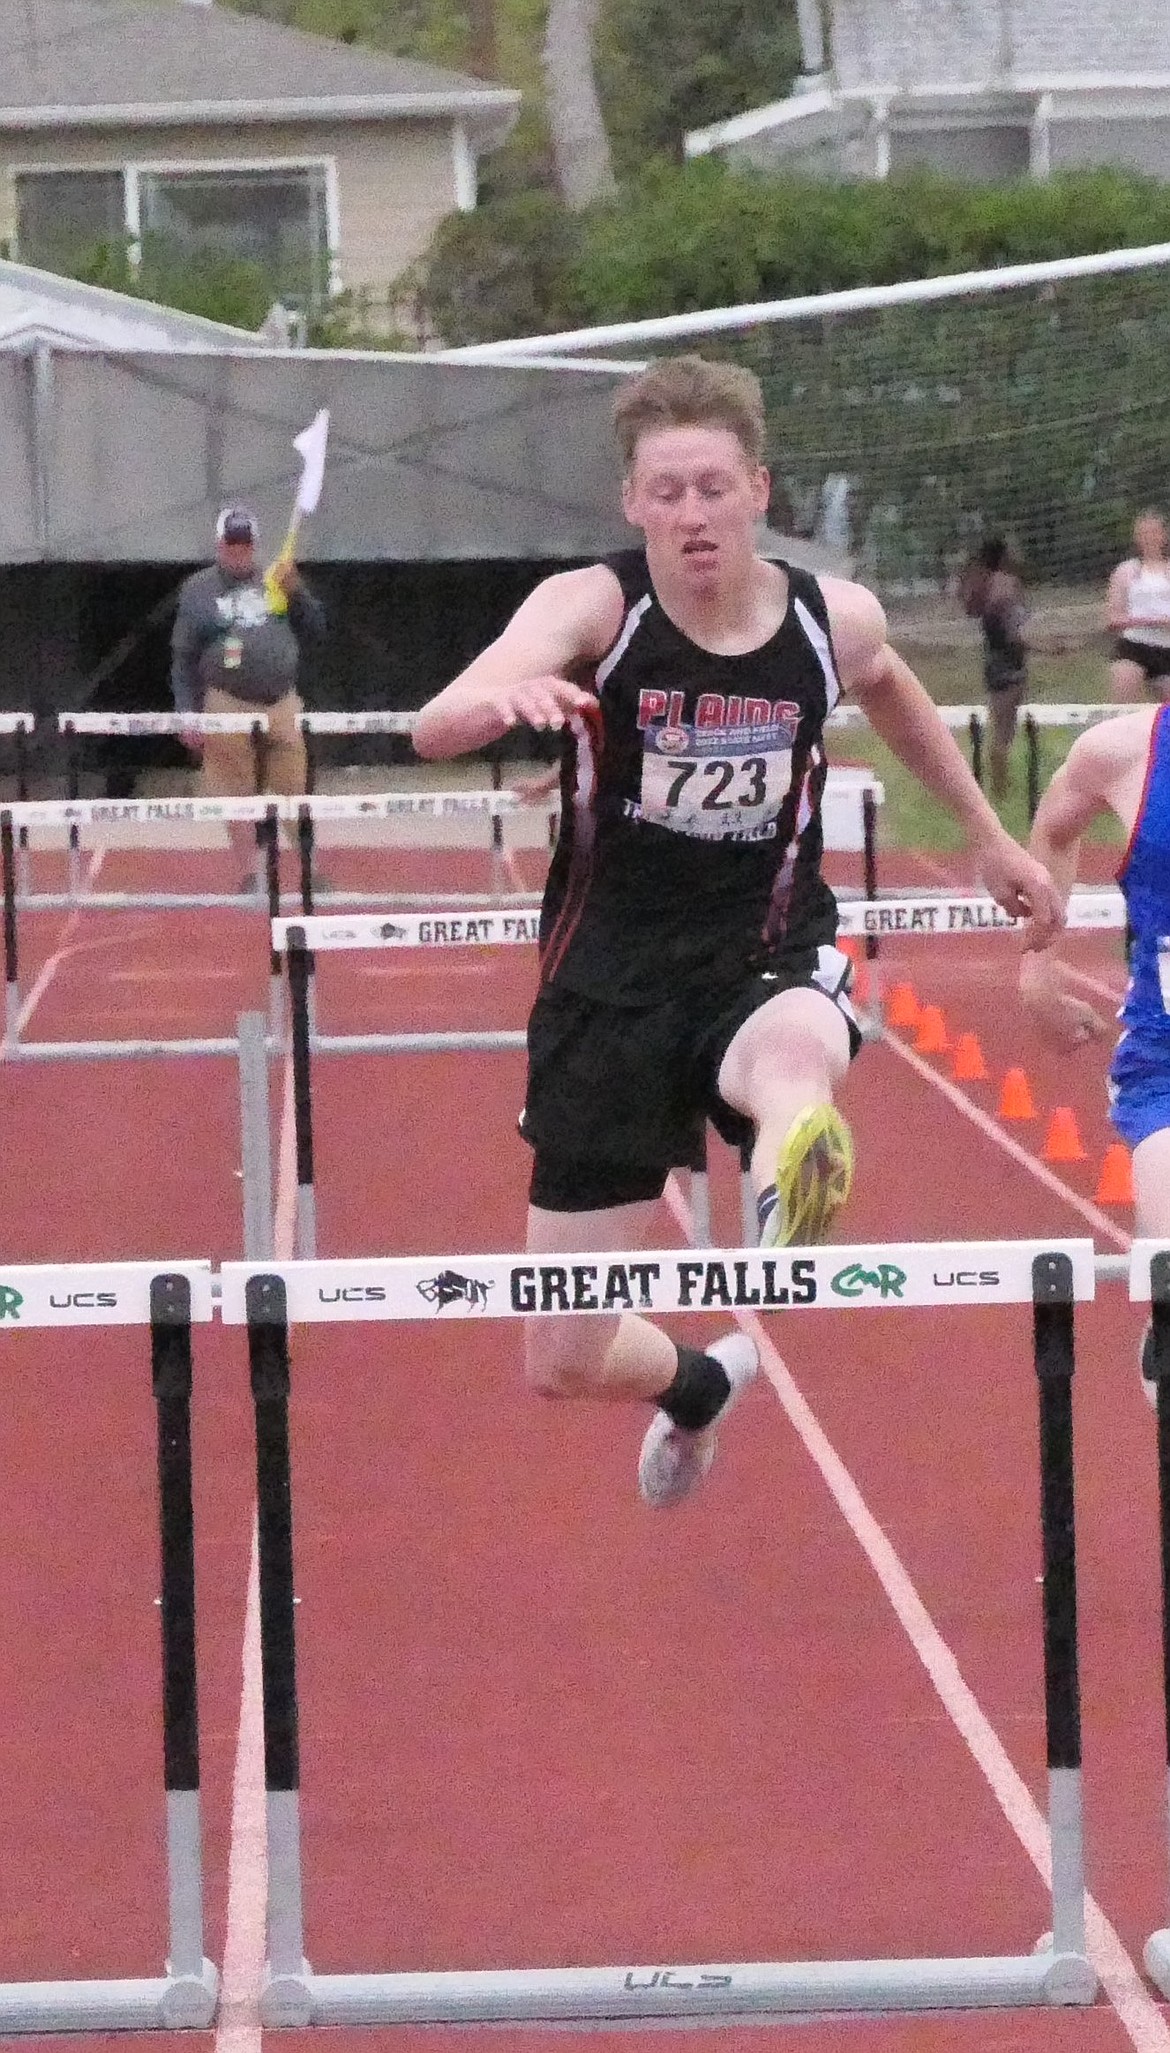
[1108, 510, 1170, 702]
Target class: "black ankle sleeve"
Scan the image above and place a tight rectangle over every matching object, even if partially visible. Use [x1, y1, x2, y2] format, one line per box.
[655, 1345, 731, 1431]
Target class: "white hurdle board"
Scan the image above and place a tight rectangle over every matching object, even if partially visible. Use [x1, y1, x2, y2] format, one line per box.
[57, 711, 269, 736]
[272, 889, 1125, 956]
[0, 1262, 214, 1326]
[220, 1240, 1096, 1323]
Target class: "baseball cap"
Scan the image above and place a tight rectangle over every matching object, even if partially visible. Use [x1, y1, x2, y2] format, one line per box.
[216, 506, 258, 544]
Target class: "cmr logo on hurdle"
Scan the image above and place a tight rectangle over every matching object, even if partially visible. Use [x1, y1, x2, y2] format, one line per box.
[0, 1284, 23, 1320]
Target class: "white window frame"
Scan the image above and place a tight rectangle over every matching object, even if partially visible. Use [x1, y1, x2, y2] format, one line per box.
[12, 153, 342, 296]
[11, 159, 131, 262]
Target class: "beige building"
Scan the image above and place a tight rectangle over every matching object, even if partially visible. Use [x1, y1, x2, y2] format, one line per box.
[0, 0, 520, 314]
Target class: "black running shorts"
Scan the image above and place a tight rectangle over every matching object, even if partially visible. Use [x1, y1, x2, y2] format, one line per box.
[523, 943, 862, 1213]
[1116, 636, 1170, 683]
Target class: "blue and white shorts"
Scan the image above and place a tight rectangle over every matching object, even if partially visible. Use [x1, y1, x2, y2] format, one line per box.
[1108, 1031, 1170, 1149]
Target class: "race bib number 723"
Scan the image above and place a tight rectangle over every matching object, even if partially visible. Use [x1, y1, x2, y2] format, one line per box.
[640, 720, 794, 840]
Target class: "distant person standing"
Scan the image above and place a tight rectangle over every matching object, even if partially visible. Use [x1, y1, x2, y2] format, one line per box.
[170, 507, 326, 881]
[959, 536, 1073, 800]
[1108, 510, 1170, 703]
[958, 537, 1031, 799]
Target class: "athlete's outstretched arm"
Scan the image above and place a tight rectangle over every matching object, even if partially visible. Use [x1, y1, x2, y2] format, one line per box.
[1018, 729, 1116, 1047]
[412, 565, 623, 759]
[822, 576, 1064, 944]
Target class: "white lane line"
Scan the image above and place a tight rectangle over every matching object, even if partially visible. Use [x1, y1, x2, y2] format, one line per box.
[10, 851, 105, 1036]
[216, 1056, 297, 2053]
[215, 1520, 265, 2049]
[881, 1030, 1130, 1249]
[663, 1174, 1165, 2049]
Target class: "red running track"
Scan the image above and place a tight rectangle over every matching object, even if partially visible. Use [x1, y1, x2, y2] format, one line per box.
[0, 841, 1168, 2053]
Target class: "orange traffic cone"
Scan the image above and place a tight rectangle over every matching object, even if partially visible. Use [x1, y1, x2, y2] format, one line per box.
[952, 1032, 988, 1082]
[915, 1004, 950, 1054]
[1042, 1107, 1087, 1163]
[998, 1067, 1037, 1120]
[1095, 1144, 1135, 1205]
[887, 983, 920, 1029]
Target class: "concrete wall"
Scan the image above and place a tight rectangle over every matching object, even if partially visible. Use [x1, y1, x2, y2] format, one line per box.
[0, 117, 463, 296]
[887, 122, 1031, 178]
[1048, 114, 1170, 179]
[830, 0, 1170, 92]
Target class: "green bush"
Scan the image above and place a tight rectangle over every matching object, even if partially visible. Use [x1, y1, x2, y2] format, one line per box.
[417, 188, 586, 343]
[416, 161, 1170, 343]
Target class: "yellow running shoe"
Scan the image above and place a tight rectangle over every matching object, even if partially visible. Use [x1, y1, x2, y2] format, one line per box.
[758, 1103, 854, 1248]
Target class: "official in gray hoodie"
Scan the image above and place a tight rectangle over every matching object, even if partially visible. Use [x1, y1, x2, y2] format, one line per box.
[170, 506, 326, 799]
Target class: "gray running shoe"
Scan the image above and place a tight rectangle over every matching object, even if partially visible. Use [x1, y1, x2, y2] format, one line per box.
[637, 1333, 758, 1508]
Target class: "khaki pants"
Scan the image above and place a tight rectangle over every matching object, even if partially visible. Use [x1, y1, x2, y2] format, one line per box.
[200, 687, 308, 797]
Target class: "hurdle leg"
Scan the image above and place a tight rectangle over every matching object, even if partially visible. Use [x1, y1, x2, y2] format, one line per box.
[264, 804, 283, 1038]
[238, 1011, 275, 1261]
[1143, 1253, 1170, 1995]
[297, 807, 321, 1045]
[151, 1274, 219, 2022]
[1032, 1252, 1094, 1993]
[287, 928, 318, 1258]
[968, 710, 984, 789]
[1025, 714, 1041, 824]
[861, 784, 882, 1026]
[14, 721, 30, 901]
[489, 751, 505, 895]
[245, 1275, 312, 2026]
[2, 808, 18, 1044]
[739, 1141, 756, 1247]
[63, 719, 82, 898]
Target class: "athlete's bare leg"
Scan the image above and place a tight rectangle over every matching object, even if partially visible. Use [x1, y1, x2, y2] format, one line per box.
[1134, 1127, 1170, 1236]
[716, 985, 852, 1193]
[524, 1197, 677, 1401]
[1111, 657, 1148, 704]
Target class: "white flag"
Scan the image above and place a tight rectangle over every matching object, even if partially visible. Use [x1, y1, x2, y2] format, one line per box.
[293, 408, 330, 515]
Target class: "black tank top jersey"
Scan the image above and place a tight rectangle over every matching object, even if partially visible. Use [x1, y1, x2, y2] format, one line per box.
[540, 550, 843, 1004]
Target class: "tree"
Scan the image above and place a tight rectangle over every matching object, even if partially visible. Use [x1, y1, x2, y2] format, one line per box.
[542, 0, 617, 207]
[596, 0, 802, 174]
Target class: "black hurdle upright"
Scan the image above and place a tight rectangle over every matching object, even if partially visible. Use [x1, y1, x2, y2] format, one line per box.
[262, 799, 283, 1032]
[968, 710, 984, 788]
[150, 1273, 216, 1999]
[1032, 1249, 1087, 1962]
[285, 924, 317, 1257]
[861, 783, 880, 1015]
[1025, 713, 1041, 823]
[61, 716, 83, 894]
[2, 808, 17, 1041]
[13, 719, 30, 884]
[244, 1273, 309, 2020]
[1142, 1253, 1170, 1992]
[297, 802, 315, 917]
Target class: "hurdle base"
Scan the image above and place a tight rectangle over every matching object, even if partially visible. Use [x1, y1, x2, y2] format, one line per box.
[261, 1949, 1096, 2027]
[0, 1961, 218, 2034]
[261, 1959, 315, 2028]
[1144, 1926, 1170, 1995]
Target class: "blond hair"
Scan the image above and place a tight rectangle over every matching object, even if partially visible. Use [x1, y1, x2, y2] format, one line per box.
[613, 354, 766, 470]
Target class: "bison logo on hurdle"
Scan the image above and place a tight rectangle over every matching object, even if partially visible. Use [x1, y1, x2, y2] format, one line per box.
[417, 1271, 493, 1311]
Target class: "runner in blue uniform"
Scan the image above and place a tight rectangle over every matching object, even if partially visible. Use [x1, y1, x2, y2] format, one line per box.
[416, 356, 1061, 1505]
[1022, 706, 1170, 1400]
